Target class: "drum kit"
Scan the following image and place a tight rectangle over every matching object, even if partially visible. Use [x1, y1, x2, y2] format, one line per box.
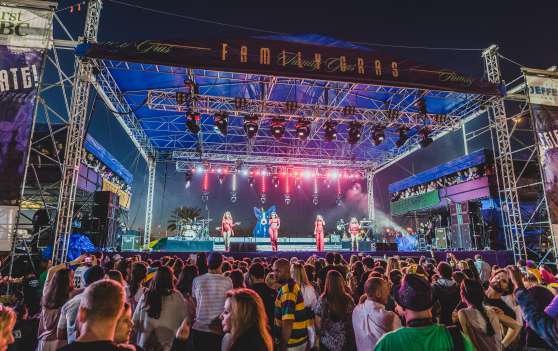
[177, 218, 212, 240]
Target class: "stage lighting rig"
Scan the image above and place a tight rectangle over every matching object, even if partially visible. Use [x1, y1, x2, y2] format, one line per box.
[323, 120, 337, 141]
[372, 125, 385, 146]
[335, 193, 343, 206]
[347, 121, 363, 145]
[272, 176, 279, 188]
[271, 117, 286, 140]
[176, 92, 187, 105]
[214, 112, 228, 136]
[243, 115, 259, 138]
[260, 193, 267, 204]
[201, 191, 209, 202]
[284, 193, 292, 205]
[295, 118, 311, 140]
[395, 127, 409, 147]
[419, 127, 433, 148]
[184, 170, 193, 189]
[248, 176, 255, 187]
[312, 194, 319, 206]
[218, 174, 225, 184]
[230, 192, 237, 203]
[186, 112, 201, 135]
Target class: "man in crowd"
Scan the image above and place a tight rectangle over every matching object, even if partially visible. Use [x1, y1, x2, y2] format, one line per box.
[374, 274, 475, 351]
[57, 266, 105, 343]
[431, 262, 460, 325]
[190, 252, 233, 350]
[474, 254, 492, 287]
[248, 262, 277, 329]
[352, 277, 401, 350]
[507, 265, 558, 349]
[272, 258, 308, 351]
[58, 280, 126, 351]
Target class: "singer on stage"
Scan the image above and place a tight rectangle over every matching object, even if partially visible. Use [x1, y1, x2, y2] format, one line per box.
[349, 217, 361, 251]
[221, 211, 236, 252]
[314, 215, 325, 251]
[269, 211, 280, 252]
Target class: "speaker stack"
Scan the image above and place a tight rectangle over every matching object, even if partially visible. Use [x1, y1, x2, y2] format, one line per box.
[449, 202, 473, 249]
[92, 191, 120, 248]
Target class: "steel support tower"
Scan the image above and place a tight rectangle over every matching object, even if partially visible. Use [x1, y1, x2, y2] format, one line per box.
[482, 45, 526, 261]
[144, 160, 156, 248]
[52, 0, 102, 263]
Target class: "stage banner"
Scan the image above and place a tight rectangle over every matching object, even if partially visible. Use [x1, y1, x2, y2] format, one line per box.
[0, 4, 53, 49]
[390, 190, 440, 216]
[525, 71, 558, 242]
[0, 45, 45, 205]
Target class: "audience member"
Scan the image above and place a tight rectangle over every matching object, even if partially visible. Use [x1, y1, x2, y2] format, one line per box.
[0, 305, 16, 351]
[126, 262, 147, 313]
[352, 277, 400, 350]
[431, 262, 460, 325]
[248, 262, 277, 329]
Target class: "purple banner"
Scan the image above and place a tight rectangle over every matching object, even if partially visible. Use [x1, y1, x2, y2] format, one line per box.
[0, 45, 44, 205]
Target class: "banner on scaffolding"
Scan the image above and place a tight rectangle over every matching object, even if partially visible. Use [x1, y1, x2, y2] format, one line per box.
[525, 70, 558, 239]
[0, 4, 54, 49]
[0, 45, 45, 205]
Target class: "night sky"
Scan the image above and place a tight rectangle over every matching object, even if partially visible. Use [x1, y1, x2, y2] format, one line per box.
[51, 0, 558, 237]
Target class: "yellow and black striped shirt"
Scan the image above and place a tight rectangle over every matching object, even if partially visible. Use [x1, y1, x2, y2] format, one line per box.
[274, 279, 309, 348]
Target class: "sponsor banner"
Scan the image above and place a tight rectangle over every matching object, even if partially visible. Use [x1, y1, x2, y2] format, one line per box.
[0, 45, 44, 205]
[526, 75, 558, 107]
[76, 38, 501, 95]
[0, 4, 53, 49]
[526, 72, 558, 237]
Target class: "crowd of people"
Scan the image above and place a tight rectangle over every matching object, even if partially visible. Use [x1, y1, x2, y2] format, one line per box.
[1, 251, 558, 351]
[391, 165, 492, 201]
[83, 151, 132, 195]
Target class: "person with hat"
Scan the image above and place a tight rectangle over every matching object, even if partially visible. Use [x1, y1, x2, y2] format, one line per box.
[190, 252, 233, 350]
[374, 274, 475, 351]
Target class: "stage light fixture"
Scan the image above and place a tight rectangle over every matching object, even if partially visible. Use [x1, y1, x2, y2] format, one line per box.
[312, 194, 319, 206]
[248, 176, 255, 187]
[419, 127, 433, 148]
[260, 193, 267, 204]
[336, 193, 343, 206]
[218, 174, 225, 184]
[214, 112, 228, 136]
[201, 191, 209, 202]
[186, 112, 201, 134]
[184, 170, 193, 189]
[395, 127, 409, 147]
[323, 120, 337, 141]
[295, 118, 311, 140]
[243, 115, 259, 138]
[230, 192, 237, 203]
[176, 92, 186, 105]
[372, 125, 385, 146]
[347, 121, 363, 145]
[271, 117, 286, 140]
[272, 176, 279, 188]
[284, 194, 292, 205]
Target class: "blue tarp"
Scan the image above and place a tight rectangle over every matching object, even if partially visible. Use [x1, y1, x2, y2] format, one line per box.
[84, 134, 133, 185]
[388, 149, 490, 193]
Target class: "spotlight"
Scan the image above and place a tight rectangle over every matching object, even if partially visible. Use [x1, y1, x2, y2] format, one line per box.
[323, 120, 337, 141]
[271, 117, 286, 140]
[248, 176, 255, 187]
[230, 192, 237, 203]
[214, 112, 228, 136]
[243, 115, 259, 138]
[372, 125, 385, 146]
[295, 118, 311, 140]
[335, 193, 343, 206]
[218, 174, 225, 184]
[184, 170, 192, 189]
[176, 92, 186, 105]
[284, 194, 292, 205]
[395, 127, 409, 147]
[260, 193, 267, 204]
[295, 178, 302, 190]
[272, 176, 279, 188]
[186, 112, 201, 134]
[201, 191, 209, 202]
[348, 121, 363, 145]
[419, 127, 433, 148]
[312, 194, 319, 206]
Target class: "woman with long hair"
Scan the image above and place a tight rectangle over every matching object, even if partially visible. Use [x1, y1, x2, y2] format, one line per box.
[132, 266, 188, 351]
[221, 211, 237, 252]
[314, 270, 355, 351]
[0, 305, 16, 351]
[220, 289, 272, 351]
[229, 269, 245, 289]
[176, 265, 198, 324]
[291, 262, 318, 348]
[268, 212, 280, 252]
[37, 268, 73, 351]
[457, 278, 520, 351]
[314, 215, 326, 252]
[127, 261, 147, 313]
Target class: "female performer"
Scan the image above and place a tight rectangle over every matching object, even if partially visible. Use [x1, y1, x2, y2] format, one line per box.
[314, 215, 326, 252]
[268, 212, 280, 252]
[221, 211, 237, 252]
[348, 217, 361, 251]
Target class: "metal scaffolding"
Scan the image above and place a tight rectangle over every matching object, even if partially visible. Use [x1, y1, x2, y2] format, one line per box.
[144, 160, 156, 248]
[52, 0, 102, 264]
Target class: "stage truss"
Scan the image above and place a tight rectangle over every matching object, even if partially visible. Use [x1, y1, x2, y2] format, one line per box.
[5, 0, 553, 268]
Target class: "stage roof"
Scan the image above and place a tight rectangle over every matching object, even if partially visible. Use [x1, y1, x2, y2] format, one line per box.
[77, 34, 499, 170]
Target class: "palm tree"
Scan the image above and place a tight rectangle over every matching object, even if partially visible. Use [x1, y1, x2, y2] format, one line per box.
[167, 206, 202, 232]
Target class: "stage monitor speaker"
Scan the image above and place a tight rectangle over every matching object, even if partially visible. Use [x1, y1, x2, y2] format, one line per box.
[434, 228, 448, 249]
[230, 242, 257, 252]
[375, 242, 398, 251]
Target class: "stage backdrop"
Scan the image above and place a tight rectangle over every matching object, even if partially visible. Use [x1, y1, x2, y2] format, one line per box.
[524, 69, 558, 246]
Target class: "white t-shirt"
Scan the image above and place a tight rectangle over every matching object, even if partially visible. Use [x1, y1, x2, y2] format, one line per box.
[192, 273, 233, 332]
[352, 300, 401, 351]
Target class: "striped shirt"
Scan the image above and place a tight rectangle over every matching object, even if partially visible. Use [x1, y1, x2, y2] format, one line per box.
[192, 273, 233, 332]
[274, 279, 309, 348]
